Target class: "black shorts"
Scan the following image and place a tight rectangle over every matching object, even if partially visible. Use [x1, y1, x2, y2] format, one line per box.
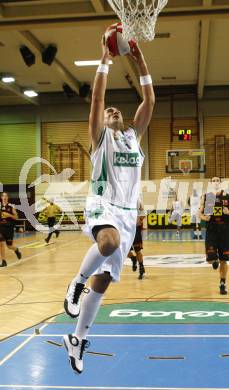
[205, 223, 229, 261]
[131, 225, 143, 251]
[0, 223, 14, 245]
[47, 217, 56, 228]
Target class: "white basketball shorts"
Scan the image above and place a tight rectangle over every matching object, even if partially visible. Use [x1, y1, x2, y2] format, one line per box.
[83, 196, 137, 282]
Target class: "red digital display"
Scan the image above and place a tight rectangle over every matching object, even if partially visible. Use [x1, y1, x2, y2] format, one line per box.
[178, 129, 192, 141]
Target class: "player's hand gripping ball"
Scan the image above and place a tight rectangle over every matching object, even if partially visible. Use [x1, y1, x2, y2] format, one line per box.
[105, 22, 137, 57]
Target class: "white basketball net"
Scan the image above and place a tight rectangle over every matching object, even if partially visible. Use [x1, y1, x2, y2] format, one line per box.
[107, 0, 169, 41]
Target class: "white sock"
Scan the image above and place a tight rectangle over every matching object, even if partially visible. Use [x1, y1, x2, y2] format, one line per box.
[76, 243, 106, 284]
[74, 288, 103, 339]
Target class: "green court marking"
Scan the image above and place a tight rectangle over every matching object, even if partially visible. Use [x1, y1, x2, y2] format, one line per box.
[54, 301, 229, 324]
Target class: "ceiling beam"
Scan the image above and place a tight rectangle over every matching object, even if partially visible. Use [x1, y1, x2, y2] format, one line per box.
[18, 30, 89, 102]
[91, 0, 104, 13]
[197, 19, 210, 99]
[0, 4, 4, 17]
[197, 0, 212, 99]
[0, 81, 39, 105]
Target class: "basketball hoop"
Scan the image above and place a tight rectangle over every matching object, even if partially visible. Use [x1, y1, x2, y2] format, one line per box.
[179, 160, 192, 176]
[107, 0, 169, 41]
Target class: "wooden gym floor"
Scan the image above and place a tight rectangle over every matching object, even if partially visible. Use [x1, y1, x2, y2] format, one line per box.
[0, 229, 228, 341]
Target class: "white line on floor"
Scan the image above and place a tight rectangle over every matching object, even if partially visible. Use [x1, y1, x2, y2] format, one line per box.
[0, 386, 228, 390]
[0, 323, 48, 366]
[1, 333, 229, 338]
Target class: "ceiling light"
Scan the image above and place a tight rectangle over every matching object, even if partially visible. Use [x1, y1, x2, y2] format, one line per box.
[74, 60, 113, 66]
[1, 76, 15, 83]
[23, 90, 38, 97]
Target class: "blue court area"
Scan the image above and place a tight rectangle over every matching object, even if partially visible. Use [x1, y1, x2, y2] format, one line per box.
[1, 321, 229, 389]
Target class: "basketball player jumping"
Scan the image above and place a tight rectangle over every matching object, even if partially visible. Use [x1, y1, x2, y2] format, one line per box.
[199, 177, 229, 295]
[63, 37, 154, 373]
[0, 192, 22, 267]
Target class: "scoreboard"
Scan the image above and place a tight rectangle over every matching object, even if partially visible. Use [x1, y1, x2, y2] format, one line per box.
[178, 129, 192, 141]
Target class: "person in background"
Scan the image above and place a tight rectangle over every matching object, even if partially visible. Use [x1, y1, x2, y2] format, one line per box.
[188, 188, 202, 239]
[169, 194, 184, 236]
[43, 199, 61, 244]
[199, 177, 229, 295]
[128, 199, 146, 279]
[0, 192, 21, 267]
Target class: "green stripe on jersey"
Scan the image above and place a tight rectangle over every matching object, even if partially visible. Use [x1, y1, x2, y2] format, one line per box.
[91, 152, 107, 196]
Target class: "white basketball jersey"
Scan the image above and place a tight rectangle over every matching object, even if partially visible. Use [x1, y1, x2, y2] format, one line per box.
[190, 195, 200, 214]
[173, 200, 183, 215]
[90, 126, 144, 209]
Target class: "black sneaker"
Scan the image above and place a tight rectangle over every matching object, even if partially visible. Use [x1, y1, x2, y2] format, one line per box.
[220, 282, 228, 295]
[45, 238, 49, 244]
[0, 260, 7, 267]
[131, 256, 137, 271]
[138, 264, 145, 280]
[63, 334, 90, 374]
[15, 248, 22, 260]
[212, 260, 219, 270]
[64, 281, 87, 318]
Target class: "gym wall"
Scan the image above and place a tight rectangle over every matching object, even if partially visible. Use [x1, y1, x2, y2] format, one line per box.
[204, 117, 229, 178]
[0, 123, 37, 184]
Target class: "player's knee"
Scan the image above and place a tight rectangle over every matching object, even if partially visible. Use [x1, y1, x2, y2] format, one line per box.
[97, 230, 120, 256]
[206, 248, 218, 262]
[91, 272, 112, 293]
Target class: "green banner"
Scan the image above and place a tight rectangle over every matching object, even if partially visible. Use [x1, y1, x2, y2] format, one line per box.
[56, 301, 229, 324]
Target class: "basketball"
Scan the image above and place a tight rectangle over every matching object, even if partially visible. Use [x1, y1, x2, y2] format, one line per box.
[104, 22, 136, 57]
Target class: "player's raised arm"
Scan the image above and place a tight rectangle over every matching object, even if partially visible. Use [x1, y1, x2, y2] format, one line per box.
[130, 44, 155, 141]
[89, 37, 110, 153]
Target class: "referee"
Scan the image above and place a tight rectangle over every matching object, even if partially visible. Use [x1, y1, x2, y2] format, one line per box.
[44, 199, 61, 244]
[0, 192, 22, 267]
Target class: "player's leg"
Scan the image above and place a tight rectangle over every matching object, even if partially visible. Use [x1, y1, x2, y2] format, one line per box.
[219, 259, 228, 295]
[45, 217, 55, 243]
[64, 225, 120, 318]
[0, 235, 7, 267]
[5, 225, 22, 260]
[128, 247, 137, 271]
[133, 226, 144, 278]
[135, 247, 145, 279]
[6, 240, 22, 260]
[169, 211, 176, 224]
[218, 226, 229, 295]
[205, 224, 219, 270]
[55, 225, 60, 238]
[176, 213, 182, 236]
[63, 272, 111, 374]
[195, 214, 202, 239]
[191, 215, 198, 239]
